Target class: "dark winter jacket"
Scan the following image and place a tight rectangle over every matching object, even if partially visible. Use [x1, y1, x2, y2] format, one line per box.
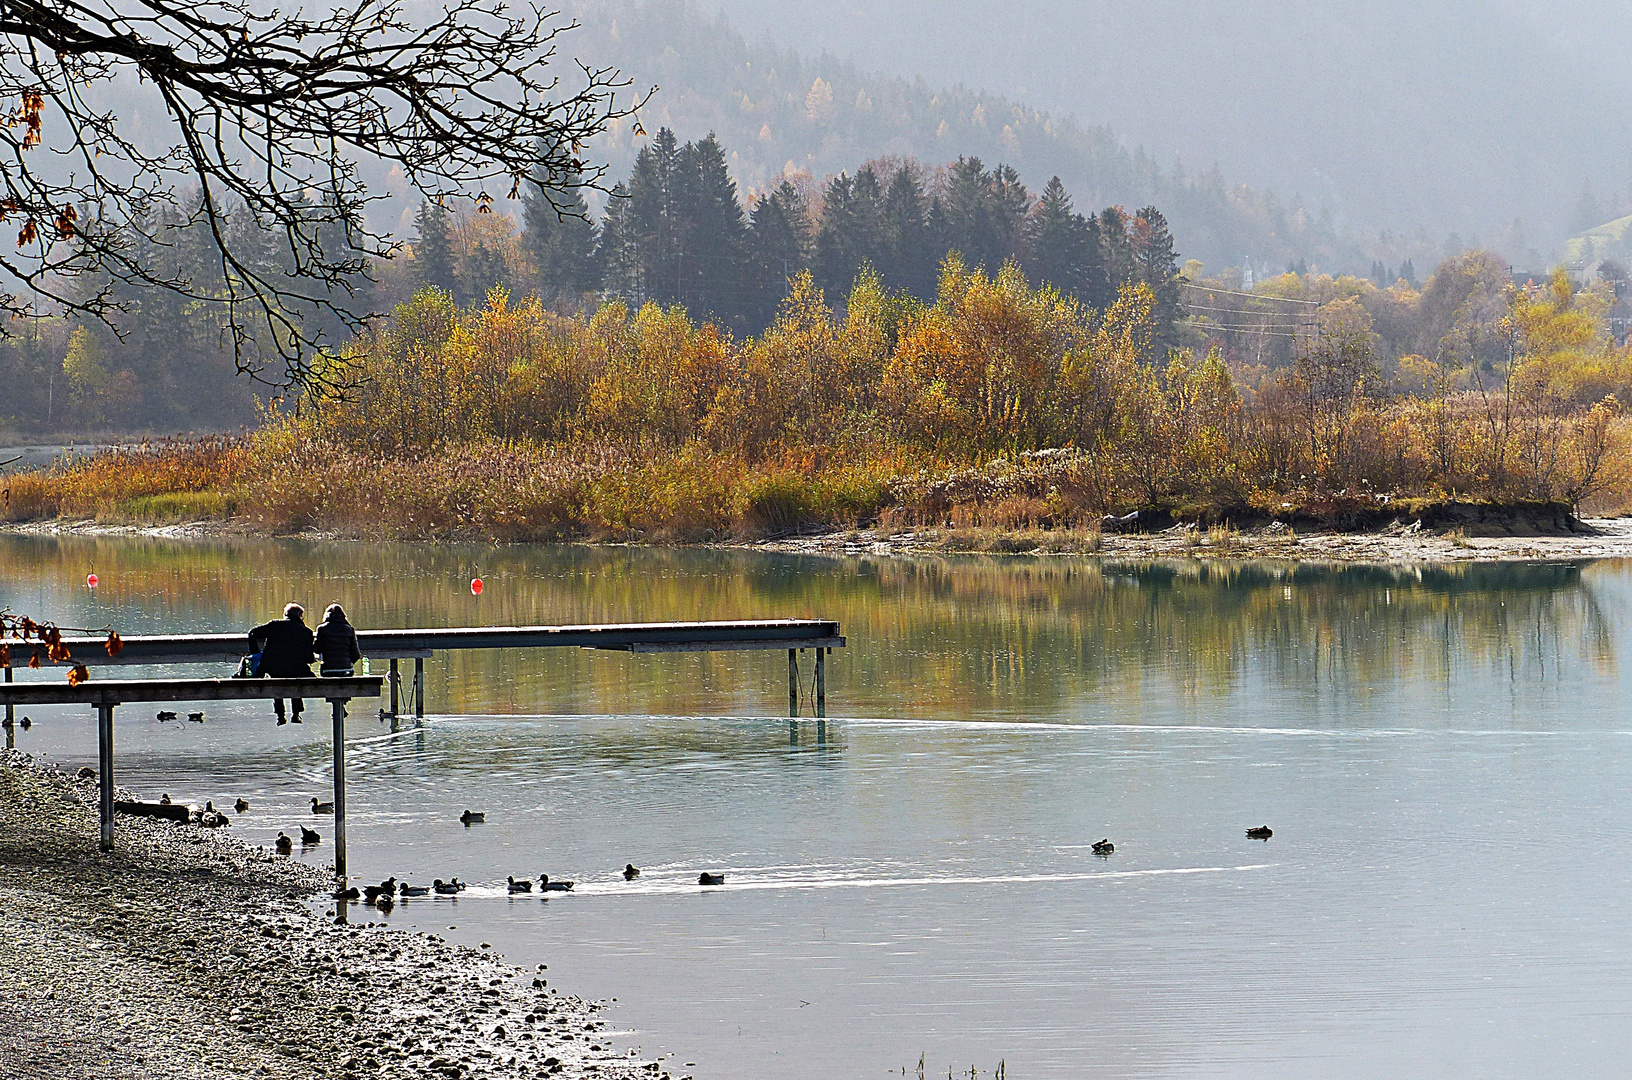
[248, 616, 315, 678]
[314, 618, 362, 674]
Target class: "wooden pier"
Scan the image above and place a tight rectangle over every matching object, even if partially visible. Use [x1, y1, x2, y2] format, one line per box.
[56, 619, 845, 719]
[0, 676, 381, 869]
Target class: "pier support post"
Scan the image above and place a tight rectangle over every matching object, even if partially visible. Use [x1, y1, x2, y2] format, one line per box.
[815, 649, 826, 718]
[787, 649, 799, 717]
[4, 664, 12, 724]
[332, 699, 347, 880]
[96, 703, 115, 852]
[414, 657, 425, 721]
[388, 658, 400, 720]
[4, 665, 12, 750]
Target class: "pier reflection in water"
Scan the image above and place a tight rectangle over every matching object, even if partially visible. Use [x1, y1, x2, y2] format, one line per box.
[5, 536, 1632, 1078]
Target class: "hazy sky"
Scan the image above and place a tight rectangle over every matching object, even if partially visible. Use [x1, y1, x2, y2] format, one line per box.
[707, 0, 1632, 246]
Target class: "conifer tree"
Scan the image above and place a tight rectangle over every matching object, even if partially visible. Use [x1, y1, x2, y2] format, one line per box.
[1133, 206, 1184, 349]
[880, 166, 933, 298]
[627, 128, 685, 305]
[523, 153, 600, 306]
[596, 183, 642, 302]
[1098, 206, 1135, 296]
[1081, 211, 1112, 310]
[413, 201, 458, 298]
[675, 133, 748, 327]
[746, 180, 814, 327]
[1025, 177, 1091, 297]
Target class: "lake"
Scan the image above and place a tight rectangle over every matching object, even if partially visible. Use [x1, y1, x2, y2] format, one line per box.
[5, 535, 1631, 1078]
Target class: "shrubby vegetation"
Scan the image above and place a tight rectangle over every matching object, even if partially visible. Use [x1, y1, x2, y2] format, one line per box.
[9, 254, 1630, 541]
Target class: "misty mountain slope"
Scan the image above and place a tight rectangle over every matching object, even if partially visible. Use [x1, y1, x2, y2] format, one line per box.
[697, 0, 1632, 248]
[566, 0, 1375, 271]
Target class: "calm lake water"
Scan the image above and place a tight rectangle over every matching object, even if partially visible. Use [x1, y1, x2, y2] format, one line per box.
[6, 536, 1632, 1078]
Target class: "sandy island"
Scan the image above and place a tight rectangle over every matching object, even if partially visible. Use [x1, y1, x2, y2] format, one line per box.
[0, 750, 677, 1080]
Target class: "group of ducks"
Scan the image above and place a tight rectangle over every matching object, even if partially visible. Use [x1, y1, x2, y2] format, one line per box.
[328, 862, 730, 911]
[270, 796, 337, 853]
[1091, 826, 1273, 856]
[156, 710, 206, 723]
[150, 791, 249, 829]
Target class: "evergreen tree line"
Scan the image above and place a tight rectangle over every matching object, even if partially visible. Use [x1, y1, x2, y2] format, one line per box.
[412, 127, 1186, 341]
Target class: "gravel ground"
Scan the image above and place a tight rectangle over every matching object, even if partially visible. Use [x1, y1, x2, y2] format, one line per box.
[0, 750, 677, 1080]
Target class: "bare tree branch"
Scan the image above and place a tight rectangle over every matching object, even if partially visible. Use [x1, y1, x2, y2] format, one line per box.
[0, 0, 645, 393]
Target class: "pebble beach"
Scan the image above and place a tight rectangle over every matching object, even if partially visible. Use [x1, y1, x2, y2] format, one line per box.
[0, 750, 675, 1080]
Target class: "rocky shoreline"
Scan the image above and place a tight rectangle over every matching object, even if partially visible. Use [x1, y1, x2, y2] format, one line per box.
[0, 750, 675, 1080]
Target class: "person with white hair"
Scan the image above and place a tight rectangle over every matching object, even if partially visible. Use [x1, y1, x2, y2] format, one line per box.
[248, 602, 316, 724]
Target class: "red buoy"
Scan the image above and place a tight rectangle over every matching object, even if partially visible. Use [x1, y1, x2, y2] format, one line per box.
[86, 573, 99, 589]
[470, 577, 484, 595]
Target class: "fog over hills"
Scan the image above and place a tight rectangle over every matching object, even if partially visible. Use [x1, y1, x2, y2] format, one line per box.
[694, 0, 1631, 259]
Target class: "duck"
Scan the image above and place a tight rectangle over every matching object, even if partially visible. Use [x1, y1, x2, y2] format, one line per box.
[234, 798, 249, 814]
[274, 832, 293, 855]
[310, 797, 334, 815]
[623, 864, 641, 880]
[187, 712, 205, 723]
[507, 876, 533, 893]
[362, 878, 398, 903]
[697, 872, 726, 886]
[1092, 839, 1115, 856]
[1246, 826, 1273, 841]
[76, 766, 95, 780]
[399, 883, 430, 897]
[432, 878, 465, 895]
[459, 810, 485, 826]
[156, 711, 177, 723]
[333, 886, 360, 901]
[375, 895, 394, 913]
[18, 716, 30, 731]
[299, 825, 321, 845]
[539, 874, 574, 892]
[159, 794, 172, 805]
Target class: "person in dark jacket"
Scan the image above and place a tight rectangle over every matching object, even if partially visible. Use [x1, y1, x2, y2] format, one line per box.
[315, 604, 362, 676]
[249, 603, 315, 725]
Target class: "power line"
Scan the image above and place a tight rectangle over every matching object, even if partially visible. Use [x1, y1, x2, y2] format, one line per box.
[1183, 303, 1313, 318]
[1178, 282, 1320, 305]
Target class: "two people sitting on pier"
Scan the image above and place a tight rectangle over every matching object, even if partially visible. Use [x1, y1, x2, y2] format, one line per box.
[248, 603, 361, 725]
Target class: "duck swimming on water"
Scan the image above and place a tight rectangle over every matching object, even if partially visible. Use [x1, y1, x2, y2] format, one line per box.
[234, 798, 249, 814]
[433, 878, 466, 894]
[1092, 839, 1115, 856]
[333, 886, 360, 901]
[363, 878, 397, 903]
[1246, 826, 1273, 840]
[507, 876, 533, 893]
[623, 864, 641, 880]
[399, 883, 430, 897]
[299, 825, 321, 845]
[460, 810, 485, 826]
[697, 872, 726, 886]
[274, 832, 293, 855]
[156, 711, 177, 723]
[539, 874, 573, 892]
[310, 797, 334, 814]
